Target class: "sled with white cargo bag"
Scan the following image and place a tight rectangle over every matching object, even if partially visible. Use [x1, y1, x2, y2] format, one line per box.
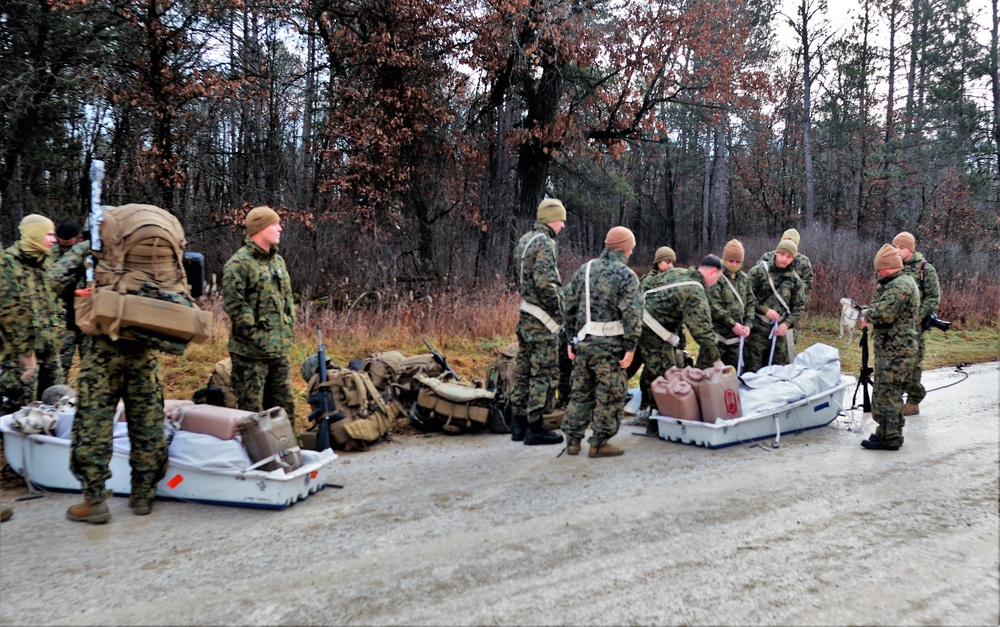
[1, 400, 336, 509]
[649, 344, 855, 448]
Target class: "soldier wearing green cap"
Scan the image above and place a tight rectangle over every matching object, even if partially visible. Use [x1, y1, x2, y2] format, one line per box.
[758, 228, 814, 296]
[509, 198, 567, 446]
[222, 206, 296, 424]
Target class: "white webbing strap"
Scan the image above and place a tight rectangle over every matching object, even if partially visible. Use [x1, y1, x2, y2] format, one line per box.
[715, 333, 741, 346]
[518, 233, 546, 287]
[760, 260, 791, 317]
[520, 300, 561, 334]
[240, 446, 302, 475]
[720, 272, 744, 309]
[643, 311, 681, 346]
[574, 260, 625, 343]
[641, 280, 702, 346]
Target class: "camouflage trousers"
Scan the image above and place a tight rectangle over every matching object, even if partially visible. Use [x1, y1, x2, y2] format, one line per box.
[0, 348, 64, 416]
[561, 341, 628, 446]
[71, 335, 166, 503]
[744, 321, 791, 373]
[230, 354, 296, 426]
[872, 365, 916, 446]
[510, 335, 560, 423]
[60, 329, 86, 374]
[637, 337, 675, 411]
[902, 331, 927, 405]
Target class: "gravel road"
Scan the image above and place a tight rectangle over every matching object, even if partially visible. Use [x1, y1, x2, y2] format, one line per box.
[1, 362, 997, 626]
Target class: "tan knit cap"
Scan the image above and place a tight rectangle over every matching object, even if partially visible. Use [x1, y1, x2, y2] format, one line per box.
[536, 198, 566, 224]
[781, 228, 801, 245]
[776, 239, 798, 257]
[654, 246, 676, 265]
[246, 205, 280, 236]
[874, 243, 903, 271]
[892, 231, 916, 253]
[604, 226, 635, 254]
[722, 239, 744, 263]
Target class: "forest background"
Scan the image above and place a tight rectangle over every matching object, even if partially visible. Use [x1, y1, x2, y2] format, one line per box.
[2, 0, 998, 399]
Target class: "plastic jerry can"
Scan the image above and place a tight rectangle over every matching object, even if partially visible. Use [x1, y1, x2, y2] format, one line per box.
[698, 365, 742, 424]
[238, 407, 303, 472]
[652, 377, 702, 421]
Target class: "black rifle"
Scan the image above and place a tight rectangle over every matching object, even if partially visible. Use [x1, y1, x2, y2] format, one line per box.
[852, 326, 874, 413]
[423, 338, 459, 381]
[311, 325, 333, 451]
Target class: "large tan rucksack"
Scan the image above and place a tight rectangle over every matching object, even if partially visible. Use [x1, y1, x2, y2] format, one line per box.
[484, 342, 519, 433]
[409, 373, 509, 435]
[362, 351, 444, 413]
[300, 368, 400, 451]
[191, 358, 238, 408]
[76, 203, 212, 349]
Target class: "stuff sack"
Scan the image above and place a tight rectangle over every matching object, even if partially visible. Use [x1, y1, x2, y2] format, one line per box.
[302, 368, 398, 451]
[484, 342, 518, 433]
[409, 373, 502, 435]
[75, 203, 212, 349]
[238, 407, 303, 473]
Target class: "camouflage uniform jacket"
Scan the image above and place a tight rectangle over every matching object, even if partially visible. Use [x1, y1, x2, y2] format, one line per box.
[223, 238, 295, 359]
[866, 272, 920, 363]
[513, 222, 563, 341]
[0, 242, 63, 358]
[759, 250, 813, 294]
[48, 241, 90, 333]
[748, 260, 806, 328]
[900, 252, 940, 323]
[640, 267, 718, 362]
[708, 267, 756, 341]
[562, 249, 642, 353]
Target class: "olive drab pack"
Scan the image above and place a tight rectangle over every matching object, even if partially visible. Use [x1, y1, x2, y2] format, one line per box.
[302, 367, 399, 451]
[75, 203, 212, 349]
[191, 358, 238, 408]
[484, 342, 519, 433]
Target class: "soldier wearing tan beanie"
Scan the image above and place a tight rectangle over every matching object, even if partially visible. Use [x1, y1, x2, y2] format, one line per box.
[857, 244, 920, 450]
[709, 239, 755, 369]
[222, 205, 296, 424]
[560, 226, 642, 457]
[891, 231, 940, 415]
[759, 228, 814, 295]
[745, 239, 807, 372]
[509, 198, 569, 445]
[0, 213, 63, 417]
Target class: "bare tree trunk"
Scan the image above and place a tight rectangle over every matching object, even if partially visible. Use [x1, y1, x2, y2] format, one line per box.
[702, 129, 712, 250]
[851, 0, 873, 233]
[711, 123, 728, 248]
[992, 0, 999, 204]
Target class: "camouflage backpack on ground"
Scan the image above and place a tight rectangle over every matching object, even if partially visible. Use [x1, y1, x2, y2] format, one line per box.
[362, 351, 444, 412]
[484, 342, 519, 433]
[300, 367, 400, 451]
[409, 373, 506, 434]
[191, 358, 238, 408]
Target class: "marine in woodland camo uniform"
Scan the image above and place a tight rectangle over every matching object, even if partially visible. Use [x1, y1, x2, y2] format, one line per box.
[222, 206, 296, 423]
[50, 229, 90, 373]
[509, 198, 567, 445]
[758, 228, 813, 296]
[860, 244, 920, 450]
[745, 240, 806, 372]
[560, 227, 642, 457]
[0, 215, 64, 416]
[626, 246, 679, 385]
[893, 231, 940, 414]
[638, 263, 720, 415]
[70, 334, 167, 507]
[708, 240, 756, 370]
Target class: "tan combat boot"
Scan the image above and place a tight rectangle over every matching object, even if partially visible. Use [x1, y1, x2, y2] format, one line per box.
[589, 442, 624, 458]
[129, 496, 153, 516]
[903, 403, 919, 416]
[66, 500, 111, 524]
[566, 439, 581, 456]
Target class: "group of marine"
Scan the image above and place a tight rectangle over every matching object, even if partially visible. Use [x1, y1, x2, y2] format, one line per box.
[0, 200, 940, 524]
[508, 198, 940, 460]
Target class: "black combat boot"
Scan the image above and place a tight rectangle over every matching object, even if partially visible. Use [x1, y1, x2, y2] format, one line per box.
[524, 419, 564, 446]
[511, 414, 528, 442]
